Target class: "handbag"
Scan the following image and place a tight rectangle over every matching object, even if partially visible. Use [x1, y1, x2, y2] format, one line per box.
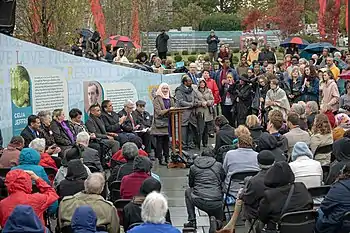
[154, 117, 168, 128]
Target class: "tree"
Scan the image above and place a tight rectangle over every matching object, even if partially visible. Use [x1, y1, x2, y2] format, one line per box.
[171, 3, 206, 30]
[241, 9, 266, 33]
[199, 13, 242, 31]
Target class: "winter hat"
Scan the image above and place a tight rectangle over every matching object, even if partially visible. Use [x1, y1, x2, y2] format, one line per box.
[257, 150, 275, 169]
[139, 177, 161, 196]
[291, 142, 313, 161]
[133, 156, 152, 172]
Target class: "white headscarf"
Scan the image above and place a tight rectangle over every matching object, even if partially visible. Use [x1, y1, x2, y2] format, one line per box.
[155, 83, 170, 99]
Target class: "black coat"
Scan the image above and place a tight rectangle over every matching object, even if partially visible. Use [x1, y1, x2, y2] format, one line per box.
[258, 51, 276, 64]
[108, 161, 134, 187]
[82, 145, 103, 172]
[100, 111, 121, 133]
[242, 169, 269, 220]
[256, 132, 287, 162]
[39, 124, 56, 148]
[258, 162, 313, 225]
[249, 125, 263, 146]
[118, 109, 135, 133]
[206, 35, 220, 52]
[155, 33, 169, 53]
[326, 138, 350, 185]
[50, 120, 74, 147]
[189, 156, 225, 201]
[85, 115, 108, 139]
[213, 124, 235, 153]
[133, 110, 152, 129]
[20, 126, 41, 148]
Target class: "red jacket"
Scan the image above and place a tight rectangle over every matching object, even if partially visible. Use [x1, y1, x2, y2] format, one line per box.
[205, 78, 221, 104]
[120, 172, 150, 199]
[0, 170, 58, 227]
[324, 110, 336, 128]
[110, 149, 148, 166]
[39, 153, 58, 171]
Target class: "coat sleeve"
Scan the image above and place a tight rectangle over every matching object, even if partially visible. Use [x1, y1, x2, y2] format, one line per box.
[175, 89, 193, 107]
[188, 167, 195, 188]
[153, 98, 169, 116]
[109, 206, 120, 233]
[206, 36, 211, 44]
[101, 114, 121, 133]
[207, 90, 215, 106]
[258, 194, 272, 224]
[309, 135, 319, 154]
[328, 83, 340, 106]
[241, 180, 256, 205]
[85, 119, 108, 139]
[34, 177, 59, 212]
[50, 123, 71, 146]
[307, 78, 319, 95]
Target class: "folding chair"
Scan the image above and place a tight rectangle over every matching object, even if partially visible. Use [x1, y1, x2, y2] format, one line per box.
[114, 199, 131, 226]
[223, 171, 259, 218]
[108, 181, 121, 202]
[308, 185, 330, 208]
[279, 210, 317, 233]
[216, 145, 236, 163]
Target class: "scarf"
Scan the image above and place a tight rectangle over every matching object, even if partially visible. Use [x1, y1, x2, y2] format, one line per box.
[156, 83, 170, 99]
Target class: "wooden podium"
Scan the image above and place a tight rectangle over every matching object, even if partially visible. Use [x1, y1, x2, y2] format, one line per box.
[168, 107, 189, 168]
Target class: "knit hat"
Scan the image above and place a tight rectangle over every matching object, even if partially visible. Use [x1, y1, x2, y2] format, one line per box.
[291, 142, 313, 161]
[257, 150, 275, 169]
[333, 127, 345, 141]
[139, 177, 161, 196]
[133, 156, 152, 172]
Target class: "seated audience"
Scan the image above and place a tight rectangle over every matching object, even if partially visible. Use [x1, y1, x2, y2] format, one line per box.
[128, 192, 180, 233]
[11, 148, 50, 184]
[133, 100, 152, 154]
[326, 137, 350, 184]
[2, 205, 46, 233]
[0, 136, 24, 168]
[223, 134, 259, 197]
[59, 173, 120, 233]
[256, 132, 286, 162]
[184, 149, 225, 229]
[20, 115, 42, 147]
[223, 150, 276, 233]
[100, 100, 142, 148]
[54, 145, 91, 188]
[0, 170, 58, 227]
[306, 101, 319, 130]
[246, 115, 263, 146]
[284, 112, 311, 160]
[258, 161, 313, 231]
[266, 110, 288, 153]
[37, 110, 56, 148]
[120, 156, 152, 199]
[76, 132, 103, 172]
[316, 163, 350, 233]
[310, 114, 333, 165]
[71, 206, 102, 233]
[108, 142, 139, 187]
[213, 115, 236, 154]
[335, 113, 350, 131]
[29, 138, 58, 170]
[57, 159, 88, 199]
[85, 104, 120, 155]
[289, 142, 323, 188]
[110, 147, 148, 167]
[290, 103, 308, 130]
[124, 177, 171, 230]
[50, 109, 75, 153]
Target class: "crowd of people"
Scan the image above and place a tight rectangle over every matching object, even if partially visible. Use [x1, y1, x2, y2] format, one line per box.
[2, 36, 350, 233]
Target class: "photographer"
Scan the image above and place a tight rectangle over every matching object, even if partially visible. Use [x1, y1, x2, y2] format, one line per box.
[85, 31, 103, 60]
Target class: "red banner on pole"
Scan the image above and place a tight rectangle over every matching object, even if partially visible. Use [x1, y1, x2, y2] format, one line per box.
[318, 0, 327, 38]
[347, 0, 349, 33]
[333, 0, 341, 45]
[131, 0, 140, 46]
[89, 0, 106, 53]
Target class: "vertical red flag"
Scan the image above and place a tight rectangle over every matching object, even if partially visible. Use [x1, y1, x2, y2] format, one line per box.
[346, 0, 349, 33]
[318, 0, 327, 38]
[333, 0, 341, 45]
[89, 0, 106, 53]
[29, 0, 40, 35]
[131, 0, 140, 46]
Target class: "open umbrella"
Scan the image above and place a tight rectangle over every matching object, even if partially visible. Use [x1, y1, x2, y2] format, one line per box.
[77, 28, 93, 39]
[302, 42, 339, 54]
[340, 70, 350, 80]
[104, 35, 136, 49]
[280, 37, 309, 49]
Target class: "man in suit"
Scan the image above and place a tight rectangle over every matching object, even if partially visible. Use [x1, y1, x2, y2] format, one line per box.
[76, 131, 103, 172]
[21, 115, 42, 147]
[133, 100, 152, 154]
[85, 104, 120, 155]
[187, 63, 200, 85]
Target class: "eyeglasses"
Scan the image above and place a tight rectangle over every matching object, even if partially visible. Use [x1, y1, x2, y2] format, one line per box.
[138, 105, 145, 108]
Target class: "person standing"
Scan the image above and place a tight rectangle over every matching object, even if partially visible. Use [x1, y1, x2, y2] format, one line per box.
[156, 30, 169, 60]
[207, 30, 220, 63]
[247, 42, 260, 66]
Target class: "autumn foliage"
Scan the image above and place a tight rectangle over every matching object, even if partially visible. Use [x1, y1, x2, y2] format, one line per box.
[241, 9, 266, 32]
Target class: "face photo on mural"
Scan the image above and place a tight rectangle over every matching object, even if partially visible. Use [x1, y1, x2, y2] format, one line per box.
[83, 81, 103, 112]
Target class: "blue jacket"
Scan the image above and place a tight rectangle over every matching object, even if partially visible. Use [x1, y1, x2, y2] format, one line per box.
[316, 179, 350, 233]
[2, 205, 45, 233]
[72, 205, 103, 233]
[11, 148, 50, 184]
[128, 223, 180, 233]
[301, 77, 319, 102]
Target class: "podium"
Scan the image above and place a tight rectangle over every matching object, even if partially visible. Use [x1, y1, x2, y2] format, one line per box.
[168, 107, 189, 168]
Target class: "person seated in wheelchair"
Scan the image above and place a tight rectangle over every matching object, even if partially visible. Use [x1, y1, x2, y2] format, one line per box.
[257, 161, 313, 232]
[100, 100, 143, 149]
[123, 177, 172, 231]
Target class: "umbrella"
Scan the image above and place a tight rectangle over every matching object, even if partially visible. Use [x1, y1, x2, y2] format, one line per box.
[77, 28, 93, 39]
[104, 35, 136, 49]
[302, 42, 339, 54]
[280, 37, 309, 49]
[340, 70, 350, 80]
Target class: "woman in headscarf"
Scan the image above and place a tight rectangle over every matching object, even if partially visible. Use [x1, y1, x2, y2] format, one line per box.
[265, 78, 290, 119]
[123, 177, 171, 231]
[57, 159, 88, 199]
[150, 83, 175, 165]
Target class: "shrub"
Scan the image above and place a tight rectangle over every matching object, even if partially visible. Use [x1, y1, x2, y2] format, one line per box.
[173, 51, 180, 56]
[174, 55, 183, 62]
[199, 13, 242, 31]
[232, 48, 240, 53]
[191, 51, 197, 55]
[200, 51, 206, 55]
[187, 55, 197, 63]
[232, 56, 239, 64]
[182, 50, 189, 55]
[204, 55, 210, 61]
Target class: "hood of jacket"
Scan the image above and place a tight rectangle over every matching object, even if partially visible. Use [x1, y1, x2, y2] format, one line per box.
[133, 156, 152, 172]
[257, 132, 278, 151]
[71, 205, 97, 233]
[5, 169, 32, 194]
[175, 84, 193, 95]
[139, 177, 161, 196]
[194, 156, 216, 169]
[116, 48, 125, 57]
[2, 205, 44, 233]
[333, 137, 350, 162]
[325, 79, 336, 88]
[66, 159, 88, 181]
[19, 148, 40, 165]
[264, 161, 295, 188]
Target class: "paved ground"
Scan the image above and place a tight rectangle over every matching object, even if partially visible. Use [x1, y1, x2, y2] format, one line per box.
[152, 145, 246, 233]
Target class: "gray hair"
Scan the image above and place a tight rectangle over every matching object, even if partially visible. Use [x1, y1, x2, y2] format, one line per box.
[299, 58, 309, 65]
[141, 191, 168, 224]
[29, 138, 46, 153]
[124, 99, 135, 107]
[76, 131, 90, 145]
[84, 173, 105, 194]
[122, 142, 139, 161]
[37, 110, 51, 122]
[334, 52, 342, 59]
[291, 103, 306, 119]
[307, 101, 319, 114]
